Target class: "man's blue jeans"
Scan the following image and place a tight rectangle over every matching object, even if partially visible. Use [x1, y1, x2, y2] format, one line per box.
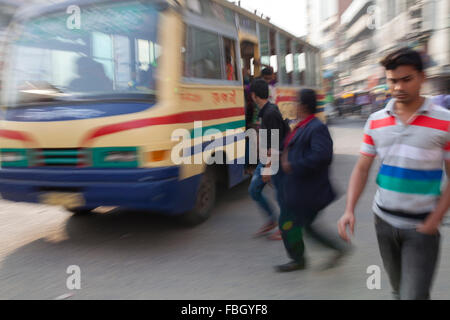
[248, 163, 283, 223]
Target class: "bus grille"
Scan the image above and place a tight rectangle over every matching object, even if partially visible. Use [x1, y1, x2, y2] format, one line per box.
[32, 149, 89, 167]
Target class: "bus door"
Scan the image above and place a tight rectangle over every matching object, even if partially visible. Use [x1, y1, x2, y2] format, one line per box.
[239, 36, 260, 127]
[239, 36, 259, 170]
[239, 33, 260, 78]
[240, 41, 260, 79]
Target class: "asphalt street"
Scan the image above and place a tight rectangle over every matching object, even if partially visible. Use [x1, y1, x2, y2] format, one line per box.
[0, 117, 449, 300]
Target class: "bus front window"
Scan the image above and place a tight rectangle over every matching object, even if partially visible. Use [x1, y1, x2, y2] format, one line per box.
[3, 1, 163, 107]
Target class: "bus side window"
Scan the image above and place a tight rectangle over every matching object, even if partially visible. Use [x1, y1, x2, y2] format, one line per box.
[182, 25, 188, 77]
[294, 44, 306, 86]
[278, 34, 293, 85]
[259, 24, 270, 68]
[223, 38, 237, 81]
[185, 26, 222, 80]
[269, 29, 278, 83]
[285, 37, 294, 85]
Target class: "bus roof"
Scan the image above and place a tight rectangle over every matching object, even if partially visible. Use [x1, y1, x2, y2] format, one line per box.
[12, 0, 169, 23]
[12, 0, 319, 52]
[215, 0, 319, 52]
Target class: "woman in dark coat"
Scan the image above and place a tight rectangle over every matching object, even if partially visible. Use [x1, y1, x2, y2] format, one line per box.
[276, 89, 349, 272]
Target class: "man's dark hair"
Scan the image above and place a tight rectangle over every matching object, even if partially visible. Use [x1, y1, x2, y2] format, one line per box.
[250, 79, 269, 99]
[299, 89, 317, 114]
[380, 48, 424, 72]
[261, 67, 274, 77]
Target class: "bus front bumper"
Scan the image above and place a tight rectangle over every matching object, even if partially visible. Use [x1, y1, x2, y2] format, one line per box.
[0, 167, 199, 214]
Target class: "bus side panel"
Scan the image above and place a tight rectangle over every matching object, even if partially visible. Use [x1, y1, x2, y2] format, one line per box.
[172, 173, 203, 214]
[178, 84, 247, 189]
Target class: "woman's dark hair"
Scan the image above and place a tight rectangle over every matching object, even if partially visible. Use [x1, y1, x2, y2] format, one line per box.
[299, 89, 317, 114]
[250, 79, 269, 99]
[380, 48, 424, 72]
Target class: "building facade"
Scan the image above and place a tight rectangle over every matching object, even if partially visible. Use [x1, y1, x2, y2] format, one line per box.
[373, 0, 449, 95]
[306, 0, 353, 99]
[333, 0, 449, 96]
[336, 0, 378, 93]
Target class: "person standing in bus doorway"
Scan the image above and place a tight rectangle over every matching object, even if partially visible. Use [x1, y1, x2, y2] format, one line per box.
[338, 48, 450, 300]
[226, 56, 235, 81]
[248, 79, 289, 239]
[277, 89, 349, 272]
[261, 67, 276, 104]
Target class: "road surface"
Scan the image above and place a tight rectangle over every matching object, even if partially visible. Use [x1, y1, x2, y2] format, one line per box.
[0, 117, 449, 299]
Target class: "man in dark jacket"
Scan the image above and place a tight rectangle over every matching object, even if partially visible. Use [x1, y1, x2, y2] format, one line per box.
[248, 79, 289, 238]
[277, 89, 348, 272]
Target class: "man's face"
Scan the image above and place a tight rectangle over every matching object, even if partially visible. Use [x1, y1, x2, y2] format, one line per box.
[263, 74, 273, 84]
[386, 65, 425, 103]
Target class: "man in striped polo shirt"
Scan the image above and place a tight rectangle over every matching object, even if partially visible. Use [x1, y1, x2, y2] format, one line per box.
[338, 48, 450, 300]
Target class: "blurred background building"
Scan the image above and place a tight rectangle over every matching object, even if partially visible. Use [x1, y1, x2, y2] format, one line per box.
[337, 0, 376, 95]
[307, 0, 449, 98]
[374, 0, 449, 95]
[306, 0, 353, 101]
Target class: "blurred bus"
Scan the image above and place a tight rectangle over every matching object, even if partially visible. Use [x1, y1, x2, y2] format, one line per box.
[0, 0, 323, 225]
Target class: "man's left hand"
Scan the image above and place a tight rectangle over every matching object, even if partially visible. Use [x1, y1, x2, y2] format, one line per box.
[417, 216, 441, 235]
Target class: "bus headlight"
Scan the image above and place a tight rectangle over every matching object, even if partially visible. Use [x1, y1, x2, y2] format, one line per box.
[104, 151, 137, 162]
[91, 147, 139, 168]
[0, 149, 28, 167]
[1, 152, 25, 162]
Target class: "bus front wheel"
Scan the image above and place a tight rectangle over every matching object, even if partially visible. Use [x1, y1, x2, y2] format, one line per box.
[179, 167, 216, 227]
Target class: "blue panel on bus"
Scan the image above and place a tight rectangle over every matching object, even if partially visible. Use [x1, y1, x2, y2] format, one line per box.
[0, 166, 202, 215]
[4, 102, 155, 122]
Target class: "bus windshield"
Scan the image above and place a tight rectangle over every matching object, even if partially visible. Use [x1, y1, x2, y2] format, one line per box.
[3, 0, 163, 107]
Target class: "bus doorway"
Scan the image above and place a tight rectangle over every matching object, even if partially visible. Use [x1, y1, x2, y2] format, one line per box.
[240, 40, 260, 130]
[240, 40, 260, 81]
[240, 40, 259, 174]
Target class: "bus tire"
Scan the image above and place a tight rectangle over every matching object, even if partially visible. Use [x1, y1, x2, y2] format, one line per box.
[179, 167, 216, 227]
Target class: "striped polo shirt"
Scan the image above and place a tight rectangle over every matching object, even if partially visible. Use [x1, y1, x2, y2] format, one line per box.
[361, 97, 450, 229]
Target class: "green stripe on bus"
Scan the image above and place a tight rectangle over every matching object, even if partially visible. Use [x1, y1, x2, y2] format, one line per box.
[42, 150, 84, 156]
[191, 120, 246, 139]
[377, 174, 442, 195]
[39, 158, 79, 165]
